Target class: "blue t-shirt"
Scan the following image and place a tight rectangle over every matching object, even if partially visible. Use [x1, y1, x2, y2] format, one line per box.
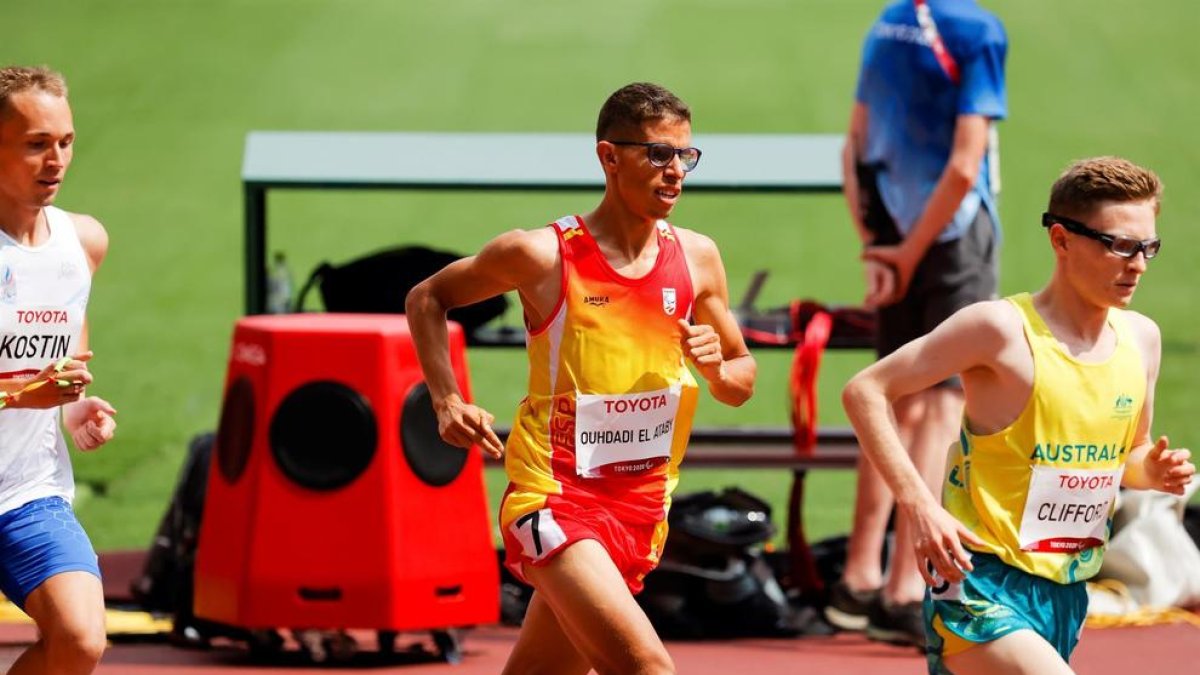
[855, 0, 1007, 241]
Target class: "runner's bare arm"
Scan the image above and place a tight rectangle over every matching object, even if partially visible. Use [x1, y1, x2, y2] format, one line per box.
[64, 213, 105, 360]
[63, 212, 116, 448]
[1120, 313, 1194, 493]
[406, 228, 558, 456]
[677, 230, 754, 407]
[70, 212, 109, 274]
[843, 302, 1009, 583]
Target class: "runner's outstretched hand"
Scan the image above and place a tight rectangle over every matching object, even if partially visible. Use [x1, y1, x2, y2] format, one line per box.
[905, 499, 986, 586]
[1143, 436, 1195, 495]
[65, 396, 117, 451]
[434, 393, 504, 458]
[3, 352, 94, 410]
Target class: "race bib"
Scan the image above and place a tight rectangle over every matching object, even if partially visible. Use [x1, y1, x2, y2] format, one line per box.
[1017, 465, 1123, 553]
[574, 384, 681, 478]
[0, 306, 80, 379]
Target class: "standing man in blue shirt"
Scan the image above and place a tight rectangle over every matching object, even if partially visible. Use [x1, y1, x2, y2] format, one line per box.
[825, 0, 1007, 648]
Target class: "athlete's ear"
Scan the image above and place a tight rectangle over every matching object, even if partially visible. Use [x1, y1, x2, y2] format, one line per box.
[1048, 223, 1070, 257]
[596, 141, 618, 170]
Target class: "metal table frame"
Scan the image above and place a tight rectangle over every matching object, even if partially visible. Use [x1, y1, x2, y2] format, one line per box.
[243, 131, 844, 316]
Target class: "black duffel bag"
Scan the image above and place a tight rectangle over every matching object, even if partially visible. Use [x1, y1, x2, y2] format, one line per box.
[295, 245, 508, 334]
[638, 487, 806, 639]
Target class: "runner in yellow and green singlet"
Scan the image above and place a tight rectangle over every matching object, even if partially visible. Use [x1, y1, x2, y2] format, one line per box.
[842, 156, 1194, 674]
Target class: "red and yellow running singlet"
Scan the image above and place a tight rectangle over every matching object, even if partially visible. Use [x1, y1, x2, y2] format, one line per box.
[501, 215, 700, 542]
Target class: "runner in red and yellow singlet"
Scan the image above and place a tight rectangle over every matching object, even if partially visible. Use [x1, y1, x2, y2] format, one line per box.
[500, 214, 700, 595]
[407, 83, 755, 675]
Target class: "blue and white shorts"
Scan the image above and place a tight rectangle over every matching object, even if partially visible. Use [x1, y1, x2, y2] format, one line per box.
[0, 496, 101, 609]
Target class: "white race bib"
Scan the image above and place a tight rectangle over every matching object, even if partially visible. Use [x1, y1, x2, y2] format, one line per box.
[0, 306, 80, 379]
[573, 384, 681, 478]
[1018, 465, 1123, 553]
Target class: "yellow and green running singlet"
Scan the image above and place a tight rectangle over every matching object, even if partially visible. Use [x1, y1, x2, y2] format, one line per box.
[944, 293, 1145, 583]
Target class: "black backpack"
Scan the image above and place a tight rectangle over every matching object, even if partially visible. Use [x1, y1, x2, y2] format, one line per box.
[637, 487, 807, 639]
[295, 245, 509, 334]
[132, 433, 269, 648]
[131, 432, 213, 616]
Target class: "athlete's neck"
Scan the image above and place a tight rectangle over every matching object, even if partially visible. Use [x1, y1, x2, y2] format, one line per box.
[1032, 281, 1113, 348]
[582, 203, 660, 265]
[0, 203, 49, 246]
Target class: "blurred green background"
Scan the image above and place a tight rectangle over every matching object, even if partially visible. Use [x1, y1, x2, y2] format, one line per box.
[6, 1, 1197, 551]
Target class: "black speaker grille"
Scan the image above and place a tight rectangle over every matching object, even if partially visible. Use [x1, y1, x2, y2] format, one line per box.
[401, 383, 469, 487]
[216, 376, 255, 484]
[270, 381, 376, 491]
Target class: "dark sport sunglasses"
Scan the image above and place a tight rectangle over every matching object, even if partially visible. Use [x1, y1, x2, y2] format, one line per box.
[609, 141, 702, 172]
[1041, 212, 1161, 260]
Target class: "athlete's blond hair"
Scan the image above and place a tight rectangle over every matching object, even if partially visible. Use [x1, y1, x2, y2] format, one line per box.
[1048, 156, 1162, 220]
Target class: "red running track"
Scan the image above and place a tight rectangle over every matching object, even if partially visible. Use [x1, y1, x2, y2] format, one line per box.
[0, 551, 1192, 673]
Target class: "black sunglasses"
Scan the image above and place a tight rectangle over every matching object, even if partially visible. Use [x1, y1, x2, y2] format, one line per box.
[1041, 212, 1161, 260]
[609, 141, 702, 172]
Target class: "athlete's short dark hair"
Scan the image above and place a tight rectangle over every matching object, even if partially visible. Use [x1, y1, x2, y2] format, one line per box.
[596, 82, 691, 141]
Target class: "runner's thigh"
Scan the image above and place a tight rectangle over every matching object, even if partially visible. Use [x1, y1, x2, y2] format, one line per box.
[524, 539, 673, 674]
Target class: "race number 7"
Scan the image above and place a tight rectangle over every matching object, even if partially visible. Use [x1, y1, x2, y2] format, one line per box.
[516, 511, 544, 556]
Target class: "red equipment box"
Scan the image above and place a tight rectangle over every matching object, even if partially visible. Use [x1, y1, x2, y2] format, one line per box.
[194, 314, 498, 631]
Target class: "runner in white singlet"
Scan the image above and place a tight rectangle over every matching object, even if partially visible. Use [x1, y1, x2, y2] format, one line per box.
[0, 65, 117, 675]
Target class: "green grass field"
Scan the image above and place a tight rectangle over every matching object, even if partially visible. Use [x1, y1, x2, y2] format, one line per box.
[7, 1, 1199, 551]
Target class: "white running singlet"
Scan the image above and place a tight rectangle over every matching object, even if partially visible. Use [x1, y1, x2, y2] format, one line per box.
[0, 206, 91, 515]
